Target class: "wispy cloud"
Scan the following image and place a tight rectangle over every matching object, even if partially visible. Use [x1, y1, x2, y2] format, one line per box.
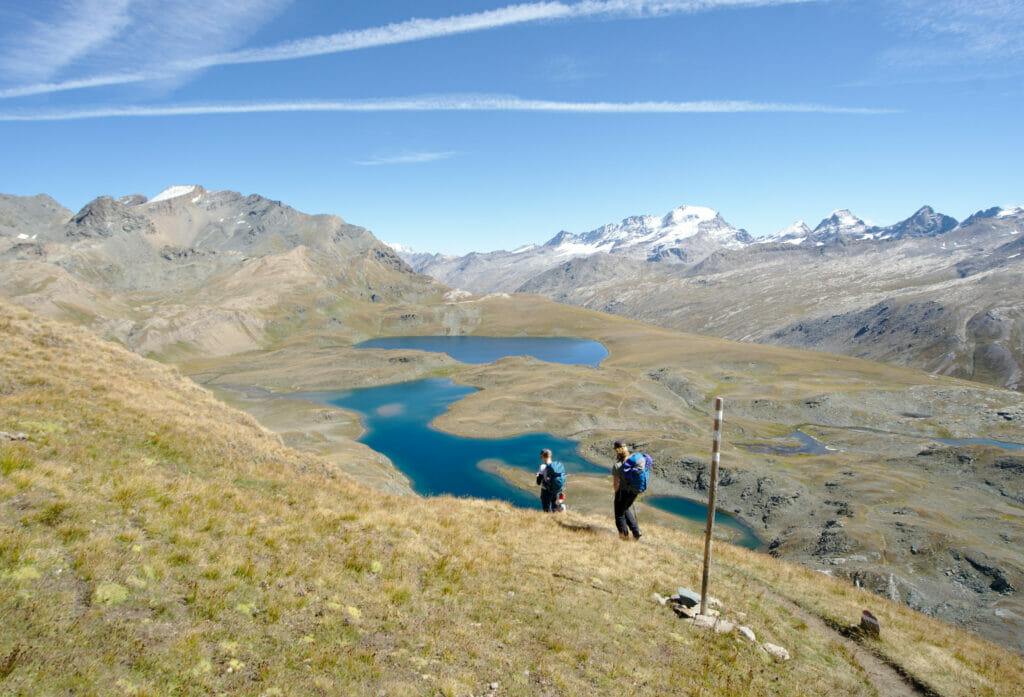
[0, 0, 293, 95]
[0, 0, 818, 99]
[355, 152, 459, 166]
[0, 0, 135, 83]
[0, 95, 897, 121]
[207, 0, 818, 67]
[882, 1, 1024, 72]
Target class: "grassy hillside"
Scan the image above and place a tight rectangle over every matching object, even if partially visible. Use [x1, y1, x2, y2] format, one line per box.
[3, 304, 1024, 696]
[184, 292, 1024, 654]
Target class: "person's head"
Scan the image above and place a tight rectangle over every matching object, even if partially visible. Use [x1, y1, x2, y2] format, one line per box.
[613, 441, 629, 461]
[540, 448, 552, 462]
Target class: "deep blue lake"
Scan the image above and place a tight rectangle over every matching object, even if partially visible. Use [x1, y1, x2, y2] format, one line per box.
[293, 376, 762, 549]
[293, 378, 604, 508]
[355, 336, 609, 367]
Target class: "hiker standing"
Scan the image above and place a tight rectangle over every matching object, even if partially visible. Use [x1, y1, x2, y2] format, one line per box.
[536, 448, 566, 513]
[612, 441, 643, 539]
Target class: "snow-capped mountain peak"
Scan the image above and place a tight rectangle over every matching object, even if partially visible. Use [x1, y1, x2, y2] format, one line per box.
[759, 220, 813, 245]
[811, 209, 870, 241]
[819, 209, 866, 230]
[542, 204, 748, 263]
[662, 204, 718, 227]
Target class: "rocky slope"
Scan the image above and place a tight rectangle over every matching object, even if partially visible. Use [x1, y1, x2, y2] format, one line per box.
[0, 185, 442, 358]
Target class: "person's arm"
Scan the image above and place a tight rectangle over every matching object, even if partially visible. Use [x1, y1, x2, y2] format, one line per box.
[536, 463, 546, 486]
[612, 465, 619, 492]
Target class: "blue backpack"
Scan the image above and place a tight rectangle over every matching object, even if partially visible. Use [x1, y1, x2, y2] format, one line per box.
[543, 461, 566, 491]
[621, 453, 651, 493]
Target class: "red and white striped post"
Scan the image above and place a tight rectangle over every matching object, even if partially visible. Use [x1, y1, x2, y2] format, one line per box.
[700, 396, 724, 616]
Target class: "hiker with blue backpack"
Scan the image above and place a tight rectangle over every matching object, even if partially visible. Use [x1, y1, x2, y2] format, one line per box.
[536, 448, 566, 513]
[612, 441, 651, 540]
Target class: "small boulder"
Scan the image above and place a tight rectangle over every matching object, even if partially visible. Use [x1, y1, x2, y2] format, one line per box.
[674, 587, 701, 608]
[688, 614, 718, 630]
[713, 619, 735, 635]
[672, 604, 697, 619]
[737, 625, 756, 643]
[686, 614, 734, 635]
[860, 609, 880, 638]
[762, 643, 791, 661]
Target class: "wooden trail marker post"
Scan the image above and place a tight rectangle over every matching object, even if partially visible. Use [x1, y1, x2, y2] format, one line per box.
[699, 396, 724, 616]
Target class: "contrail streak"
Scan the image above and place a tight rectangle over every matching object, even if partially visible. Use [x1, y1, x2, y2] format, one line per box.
[0, 95, 897, 121]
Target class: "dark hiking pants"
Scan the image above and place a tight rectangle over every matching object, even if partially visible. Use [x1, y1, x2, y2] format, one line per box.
[614, 488, 641, 538]
[541, 487, 560, 513]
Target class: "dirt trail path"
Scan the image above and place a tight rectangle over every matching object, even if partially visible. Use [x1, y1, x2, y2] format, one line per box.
[604, 522, 933, 697]
[756, 585, 929, 697]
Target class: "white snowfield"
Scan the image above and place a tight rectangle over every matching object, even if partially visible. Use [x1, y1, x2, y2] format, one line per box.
[149, 185, 198, 204]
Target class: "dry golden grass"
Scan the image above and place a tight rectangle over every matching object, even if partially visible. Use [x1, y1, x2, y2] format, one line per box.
[2, 301, 1023, 696]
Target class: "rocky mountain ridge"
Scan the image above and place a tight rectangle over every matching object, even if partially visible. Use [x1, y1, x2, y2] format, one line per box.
[395, 202, 1024, 391]
[759, 205, 960, 245]
[402, 204, 753, 294]
[0, 185, 439, 358]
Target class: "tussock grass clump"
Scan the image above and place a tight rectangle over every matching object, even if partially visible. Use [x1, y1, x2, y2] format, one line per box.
[2, 301, 1023, 696]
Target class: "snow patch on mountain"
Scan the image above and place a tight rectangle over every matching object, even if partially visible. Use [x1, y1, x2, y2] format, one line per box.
[542, 205, 748, 262]
[149, 185, 198, 204]
[384, 241, 416, 255]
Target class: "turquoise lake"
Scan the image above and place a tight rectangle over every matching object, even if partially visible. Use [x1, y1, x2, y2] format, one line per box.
[297, 334, 763, 549]
[295, 378, 604, 509]
[294, 377, 760, 548]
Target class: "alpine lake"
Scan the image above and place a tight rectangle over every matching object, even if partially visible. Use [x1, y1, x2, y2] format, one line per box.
[292, 336, 762, 550]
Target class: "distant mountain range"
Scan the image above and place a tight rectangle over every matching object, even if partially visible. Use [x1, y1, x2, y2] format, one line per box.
[394, 203, 1024, 391]
[3, 185, 1022, 391]
[393, 204, 752, 294]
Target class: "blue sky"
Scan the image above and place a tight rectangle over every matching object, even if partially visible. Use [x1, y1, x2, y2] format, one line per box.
[0, 0, 1021, 253]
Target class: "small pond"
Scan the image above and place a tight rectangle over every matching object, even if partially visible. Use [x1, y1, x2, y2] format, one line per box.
[930, 437, 1022, 451]
[736, 429, 1024, 456]
[841, 427, 1023, 452]
[645, 496, 762, 550]
[355, 335, 609, 367]
[736, 430, 833, 456]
